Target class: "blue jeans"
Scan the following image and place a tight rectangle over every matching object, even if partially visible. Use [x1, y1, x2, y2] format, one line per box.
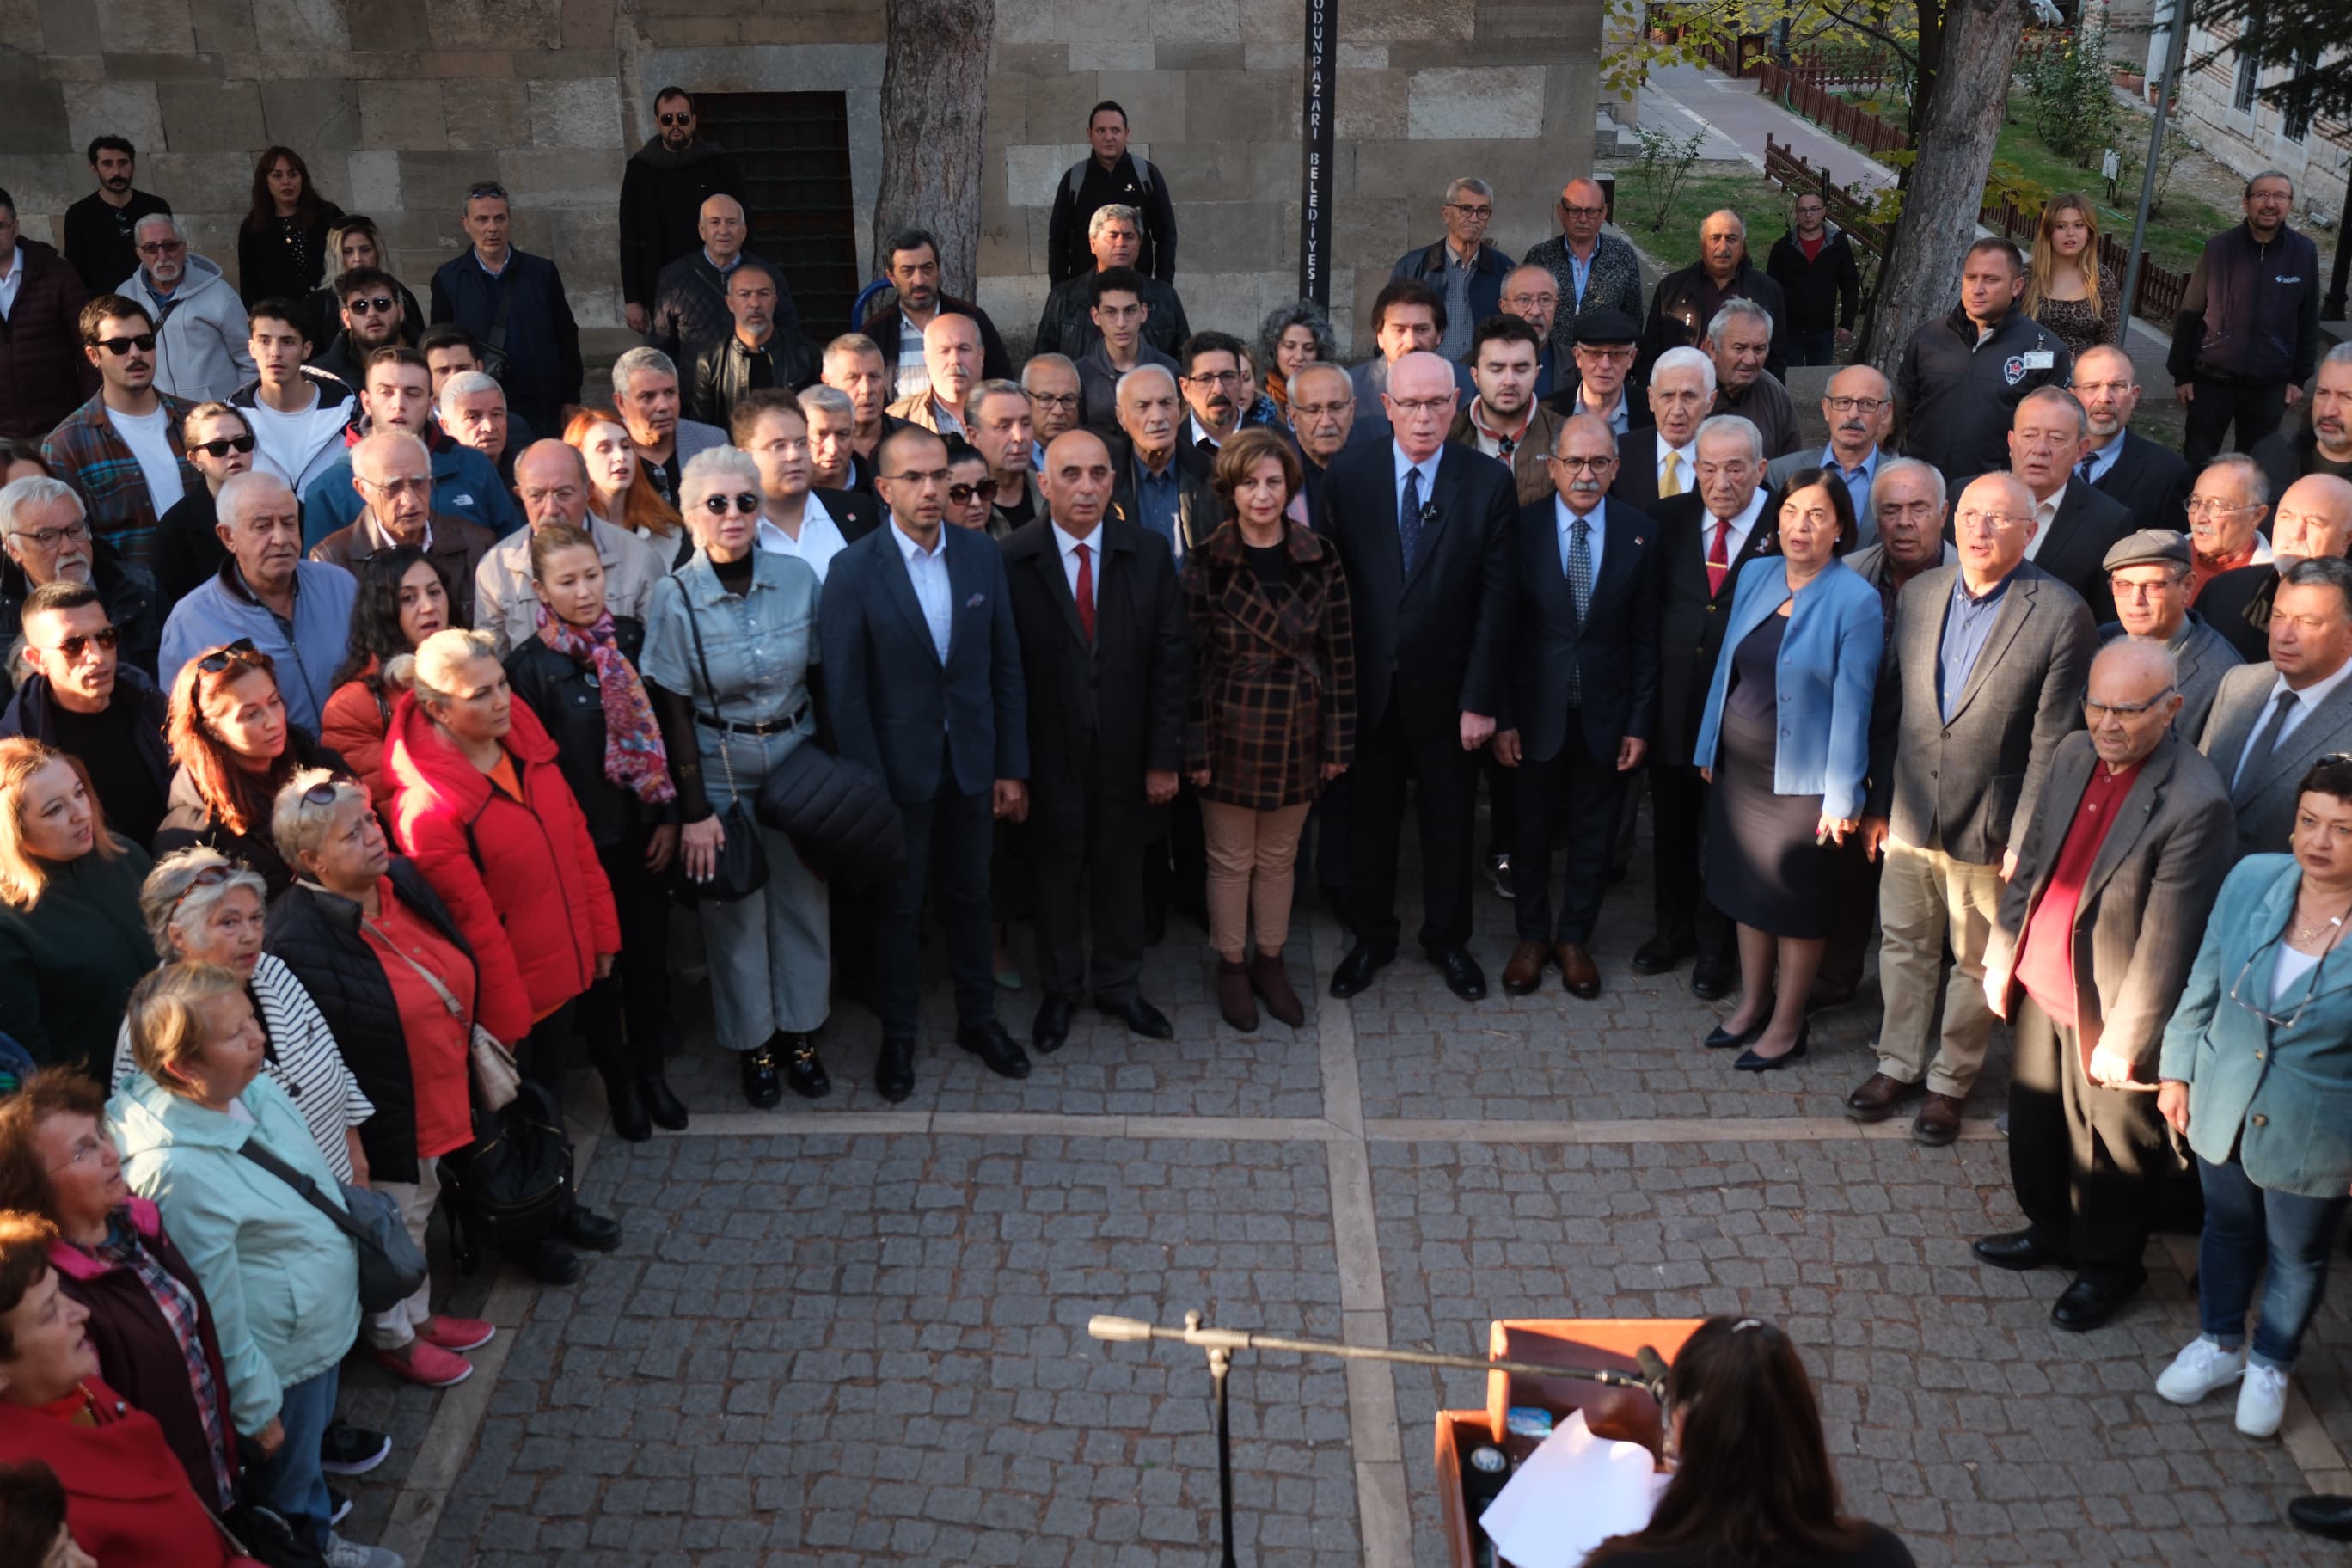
[2196, 1154, 2349, 1369]
[255, 1365, 339, 1547]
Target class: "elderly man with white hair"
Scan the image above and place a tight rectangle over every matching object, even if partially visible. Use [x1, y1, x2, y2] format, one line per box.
[118, 212, 254, 403]
[1613, 344, 1716, 512]
[612, 344, 728, 509]
[473, 438, 666, 655]
[1705, 298, 1803, 459]
[886, 312, 985, 437]
[438, 368, 530, 487]
[159, 469, 358, 730]
[1636, 208, 1790, 389]
[1032, 204, 1192, 362]
[309, 428, 497, 625]
[0, 474, 166, 684]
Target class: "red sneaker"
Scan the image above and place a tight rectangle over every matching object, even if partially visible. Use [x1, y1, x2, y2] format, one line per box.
[416, 1314, 495, 1353]
[374, 1340, 473, 1387]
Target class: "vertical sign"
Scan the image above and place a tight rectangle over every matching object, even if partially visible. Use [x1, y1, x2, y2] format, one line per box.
[1299, 0, 1336, 306]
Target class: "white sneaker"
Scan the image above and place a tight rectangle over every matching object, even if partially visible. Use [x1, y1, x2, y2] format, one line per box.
[2155, 1337, 2247, 1405]
[324, 1534, 405, 1568]
[2237, 1363, 2290, 1438]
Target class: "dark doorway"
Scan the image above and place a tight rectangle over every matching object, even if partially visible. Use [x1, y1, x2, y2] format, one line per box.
[692, 92, 861, 337]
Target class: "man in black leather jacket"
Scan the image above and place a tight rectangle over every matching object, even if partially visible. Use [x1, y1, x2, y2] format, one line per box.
[689, 260, 818, 428]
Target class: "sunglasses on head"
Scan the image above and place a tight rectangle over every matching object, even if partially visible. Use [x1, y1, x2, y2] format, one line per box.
[948, 480, 998, 505]
[39, 627, 119, 662]
[701, 492, 762, 516]
[346, 295, 397, 315]
[193, 434, 258, 458]
[95, 334, 156, 355]
[195, 637, 260, 676]
[168, 863, 233, 914]
[302, 781, 343, 807]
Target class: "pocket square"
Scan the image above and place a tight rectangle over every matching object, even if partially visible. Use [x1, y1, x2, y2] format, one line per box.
[965, 592, 986, 608]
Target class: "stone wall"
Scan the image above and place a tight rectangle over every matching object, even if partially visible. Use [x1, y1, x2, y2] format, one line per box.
[0, 0, 1605, 365]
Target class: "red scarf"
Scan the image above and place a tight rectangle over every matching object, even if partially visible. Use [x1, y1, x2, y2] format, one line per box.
[536, 610, 676, 804]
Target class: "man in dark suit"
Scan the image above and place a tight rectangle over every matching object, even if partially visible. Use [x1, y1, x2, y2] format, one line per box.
[2006, 387, 2135, 624]
[2197, 557, 2352, 863]
[2073, 345, 2193, 536]
[1321, 352, 1518, 1001]
[1493, 413, 1659, 999]
[1609, 346, 1712, 515]
[1002, 429, 1188, 1051]
[1855, 472, 2098, 1145]
[819, 426, 1033, 1101]
[731, 389, 878, 583]
[2199, 474, 2352, 661]
[1638, 412, 1779, 996]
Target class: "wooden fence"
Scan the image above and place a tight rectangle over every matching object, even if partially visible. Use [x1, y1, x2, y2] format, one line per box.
[1779, 44, 1902, 96]
[1757, 61, 1912, 156]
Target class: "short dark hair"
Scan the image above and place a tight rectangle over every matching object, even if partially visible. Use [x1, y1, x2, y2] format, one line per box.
[1371, 278, 1446, 337]
[943, 437, 985, 469]
[1089, 101, 1128, 127]
[2299, 756, 2352, 810]
[1090, 266, 1148, 308]
[876, 423, 947, 477]
[364, 345, 430, 382]
[1469, 314, 1542, 359]
[334, 266, 399, 305]
[78, 293, 153, 345]
[1179, 330, 1246, 377]
[1778, 465, 1861, 553]
[885, 227, 940, 267]
[0, 1460, 68, 1568]
[248, 297, 311, 340]
[0, 188, 14, 220]
[1964, 236, 2025, 277]
[418, 323, 479, 361]
[728, 389, 805, 448]
[2282, 555, 2352, 619]
[0, 1212, 59, 1361]
[654, 84, 694, 110]
[20, 580, 102, 622]
[86, 135, 134, 164]
[726, 257, 780, 293]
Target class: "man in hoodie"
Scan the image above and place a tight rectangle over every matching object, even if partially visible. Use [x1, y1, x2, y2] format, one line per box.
[618, 87, 744, 338]
[1764, 192, 1860, 367]
[119, 215, 254, 405]
[300, 346, 519, 548]
[233, 300, 355, 497]
[309, 266, 410, 390]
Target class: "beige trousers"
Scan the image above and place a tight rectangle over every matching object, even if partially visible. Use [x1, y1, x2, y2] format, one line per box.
[1874, 836, 2007, 1098]
[1201, 800, 1314, 961]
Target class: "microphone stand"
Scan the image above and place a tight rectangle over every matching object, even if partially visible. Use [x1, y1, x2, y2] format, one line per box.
[1090, 1312, 1672, 1568]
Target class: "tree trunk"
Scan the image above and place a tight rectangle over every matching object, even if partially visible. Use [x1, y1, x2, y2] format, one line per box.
[1865, 0, 2028, 381]
[873, 0, 997, 297]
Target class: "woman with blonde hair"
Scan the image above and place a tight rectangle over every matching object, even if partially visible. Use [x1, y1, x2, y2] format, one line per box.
[2024, 192, 2122, 357]
[565, 408, 691, 569]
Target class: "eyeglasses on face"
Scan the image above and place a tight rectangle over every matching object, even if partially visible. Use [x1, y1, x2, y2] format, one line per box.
[2184, 498, 2258, 518]
[1445, 203, 1493, 219]
[1185, 371, 1246, 385]
[94, 334, 156, 355]
[1545, 455, 1615, 473]
[2081, 686, 2176, 721]
[701, 492, 762, 515]
[1025, 391, 1080, 411]
[192, 435, 257, 458]
[885, 467, 953, 485]
[361, 475, 432, 499]
[9, 518, 92, 550]
[1559, 202, 1607, 218]
[195, 637, 260, 675]
[34, 627, 118, 662]
[1825, 396, 1887, 414]
[948, 480, 999, 505]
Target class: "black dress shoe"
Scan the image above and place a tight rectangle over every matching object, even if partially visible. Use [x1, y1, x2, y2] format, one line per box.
[1032, 995, 1074, 1054]
[1734, 1023, 1809, 1072]
[1703, 1008, 1772, 1050]
[606, 1079, 651, 1142]
[2288, 1494, 2352, 1542]
[1972, 1229, 2074, 1272]
[1330, 944, 1392, 998]
[642, 1074, 689, 1131]
[1689, 961, 1736, 1001]
[2050, 1276, 2135, 1332]
[1099, 995, 1174, 1038]
[958, 1021, 1032, 1079]
[740, 1043, 783, 1108]
[1631, 931, 1694, 974]
[512, 1239, 581, 1285]
[781, 1034, 830, 1100]
[1434, 947, 1487, 1001]
[560, 1204, 622, 1253]
[875, 1037, 916, 1102]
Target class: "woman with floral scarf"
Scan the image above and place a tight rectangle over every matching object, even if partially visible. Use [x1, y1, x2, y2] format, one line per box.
[502, 524, 687, 1142]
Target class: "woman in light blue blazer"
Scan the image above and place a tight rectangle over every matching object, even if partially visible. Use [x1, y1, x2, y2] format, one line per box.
[2153, 759, 2352, 1440]
[1693, 470, 1883, 1071]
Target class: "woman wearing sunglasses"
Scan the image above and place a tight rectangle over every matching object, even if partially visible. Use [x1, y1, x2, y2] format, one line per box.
[504, 524, 685, 1142]
[641, 448, 833, 1107]
[2154, 756, 2352, 1440]
[322, 548, 450, 812]
[151, 404, 254, 608]
[156, 642, 344, 898]
[565, 410, 691, 570]
[941, 438, 1010, 539]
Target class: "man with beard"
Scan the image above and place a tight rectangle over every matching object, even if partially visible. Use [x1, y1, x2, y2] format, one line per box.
[652, 193, 797, 378]
[1767, 364, 1895, 542]
[859, 228, 1011, 399]
[1175, 332, 1253, 458]
[0, 579, 172, 843]
[123, 215, 254, 405]
[1449, 315, 1559, 506]
[618, 87, 744, 338]
[312, 266, 411, 389]
[2251, 342, 2352, 500]
[689, 260, 816, 428]
[64, 136, 170, 295]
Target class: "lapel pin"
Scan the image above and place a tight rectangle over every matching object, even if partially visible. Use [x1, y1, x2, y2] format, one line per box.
[965, 593, 986, 608]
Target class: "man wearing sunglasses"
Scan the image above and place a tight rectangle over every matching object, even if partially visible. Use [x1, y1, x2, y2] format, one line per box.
[119, 212, 254, 405]
[1979, 640, 2235, 1332]
[311, 266, 412, 391]
[0, 474, 162, 695]
[0, 579, 171, 845]
[618, 87, 744, 340]
[230, 298, 355, 497]
[40, 295, 200, 574]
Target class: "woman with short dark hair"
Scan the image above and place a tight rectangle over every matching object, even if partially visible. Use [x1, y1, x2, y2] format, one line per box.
[321, 548, 450, 811]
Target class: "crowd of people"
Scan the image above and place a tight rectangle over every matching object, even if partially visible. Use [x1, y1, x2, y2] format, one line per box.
[0, 83, 2346, 1560]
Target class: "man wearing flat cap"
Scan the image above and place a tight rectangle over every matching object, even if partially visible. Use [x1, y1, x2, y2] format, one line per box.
[2098, 528, 2244, 739]
[1563, 309, 1640, 435]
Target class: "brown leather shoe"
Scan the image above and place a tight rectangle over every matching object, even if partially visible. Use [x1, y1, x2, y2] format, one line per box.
[1555, 943, 1601, 999]
[1501, 940, 1551, 995]
[1912, 1092, 1964, 1146]
[1844, 1072, 1924, 1123]
[1217, 959, 1259, 1032]
[1249, 948, 1307, 1028]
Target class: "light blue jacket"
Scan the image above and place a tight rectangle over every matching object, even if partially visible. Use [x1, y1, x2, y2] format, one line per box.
[1692, 555, 1884, 821]
[156, 559, 358, 734]
[107, 1070, 361, 1433]
[2159, 854, 2352, 1197]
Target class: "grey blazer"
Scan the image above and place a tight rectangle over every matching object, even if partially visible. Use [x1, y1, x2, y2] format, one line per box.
[2197, 660, 2352, 861]
[2096, 612, 2243, 744]
[673, 418, 729, 469]
[1865, 561, 2098, 865]
[1985, 731, 2237, 1073]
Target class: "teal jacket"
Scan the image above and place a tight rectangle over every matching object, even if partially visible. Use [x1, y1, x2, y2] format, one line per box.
[107, 1070, 360, 1433]
[2159, 854, 2352, 1197]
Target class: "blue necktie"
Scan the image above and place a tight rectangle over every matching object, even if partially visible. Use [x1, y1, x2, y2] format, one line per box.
[1400, 466, 1424, 575]
[1565, 515, 1593, 705]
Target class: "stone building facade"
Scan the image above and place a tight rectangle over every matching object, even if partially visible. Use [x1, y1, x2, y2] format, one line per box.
[0, 0, 1605, 364]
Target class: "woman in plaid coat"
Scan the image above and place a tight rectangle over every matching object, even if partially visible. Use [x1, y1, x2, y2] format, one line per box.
[1183, 428, 1356, 1033]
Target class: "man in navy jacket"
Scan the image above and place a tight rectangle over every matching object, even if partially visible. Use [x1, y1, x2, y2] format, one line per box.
[429, 182, 583, 438]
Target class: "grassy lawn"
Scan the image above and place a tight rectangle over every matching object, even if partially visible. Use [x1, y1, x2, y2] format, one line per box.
[1601, 162, 1799, 272]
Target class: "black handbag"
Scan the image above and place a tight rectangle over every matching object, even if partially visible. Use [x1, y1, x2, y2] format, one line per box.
[235, 1139, 429, 1314]
[755, 741, 906, 888]
[675, 586, 770, 903]
[437, 1081, 575, 1275]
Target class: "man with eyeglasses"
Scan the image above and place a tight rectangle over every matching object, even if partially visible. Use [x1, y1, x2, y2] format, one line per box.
[2199, 556, 2352, 863]
[1033, 205, 1191, 363]
[619, 87, 746, 340]
[119, 213, 253, 405]
[2170, 170, 2319, 469]
[300, 346, 521, 548]
[231, 298, 354, 497]
[2005, 385, 2136, 621]
[0, 184, 99, 440]
[311, 266, 412, 391]
[41, 295, 199, 573]
[1564, 309, 1638, 436]
[159, 469, 358, 732]
[965, 380, 1038, 530]
[2183, 455, 2276, 602]
[687, 260, 817, 431]
[1491, 265, 1565, 405]
[311, 429, 495, 626]
[1854, 471, 2098, 1145]
[429, 182, 583, 437]
[0, 473, 162, 693]
[1704, 299, 1803, 460]
[1978, 638, 2234, 1331]
[63, 134, 170, 296]
[1637, 209, 1790, 390]
[1449, 315, 1559, 506]
[1521, 178, 1644, 356]
[2201, 473, 2352, 661]
[819, 424, 1033, 1101]
[1767, 365, 1893, 534]
[1763, 192, 1859, 367]
[0, 579, 172, 843]
[1175, 332, 1258, 458]
[153, 402, 254, 606]
[1389, 178, 1512, 364]
[1075, 268, 1181, 433]
[2098, 529, 2242, 740]
[732, 389, 878, 584]
[472, 440, 665, 656]
[1020, 354, 1083, 471]
[2071, 344, 2192, 537]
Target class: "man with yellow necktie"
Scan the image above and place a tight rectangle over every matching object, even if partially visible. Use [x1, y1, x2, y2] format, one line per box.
[1613, 346, 1712, 512]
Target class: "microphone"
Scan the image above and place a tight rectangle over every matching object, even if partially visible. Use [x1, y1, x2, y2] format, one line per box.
[1634, 1344, 1671, 1403]
[1087, 1314, 1154, 1343]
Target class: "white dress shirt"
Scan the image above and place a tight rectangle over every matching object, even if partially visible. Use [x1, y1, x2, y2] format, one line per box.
[892, 517, 954, 662]
[1655, 432, 1697, 497]
[757, 491, 849, 583]
[1186, 413, 1228, 453]
[2023, 480, 2068, 561]
[2235, 657, 2352, 789]
[1055, 519, 1105, 604]
[0, 248, 21, 321]
[1704, 486, 1767, 565]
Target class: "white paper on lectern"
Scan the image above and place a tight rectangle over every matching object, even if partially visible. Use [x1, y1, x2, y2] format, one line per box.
[1476, 1410, 1663, 1568]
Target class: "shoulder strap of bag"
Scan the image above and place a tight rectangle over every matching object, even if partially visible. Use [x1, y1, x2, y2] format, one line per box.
[487, 271, 516, 358]
[361, 913, 469, 1026]
[678, 587, 743, 802]
[236, 1136, 371, 1250]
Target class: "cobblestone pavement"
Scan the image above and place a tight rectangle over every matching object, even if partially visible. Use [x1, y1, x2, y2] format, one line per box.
[320, 815, 2352, 1566]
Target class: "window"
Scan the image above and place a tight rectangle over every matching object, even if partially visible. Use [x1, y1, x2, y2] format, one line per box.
[2232, 34, 2259, 113]
[690, 93, 861, 335]
[2282, 51, 2315, 141]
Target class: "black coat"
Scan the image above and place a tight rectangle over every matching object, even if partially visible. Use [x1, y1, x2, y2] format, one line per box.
[1106, 432, 1220, 557]
[152, 487, 231, 610]
[1650, 490, 1782, 766]
[1637, 260, 1790, 387]
[2005, 481, 2135, 625]
[152, 728, 344, 899]
[1032, 271, 1191, 362]
[1894, 304, 2071, 483]
[999, 515, 1187, 848]
[1764, 226, 1861, 335]
[0, 667, 173, 845]
[1317, 440, 1517, 736]
[1609, 425, 1672, 513]
[503, 617, 674, 851]
[650, 247, 799, 381]
[858, 293, 1014, 384]
[1498, 496, 1662, 764]
[1048, 152, 1179, 285]
[687, 329, 821, 429]
[2249, 423, 2340, 507]
[236, 205, 345, 310]
[2196, 562, 2282, 662]
[265, 856, 476, 1185]
[427, 248, 584, 433]
[2092, 430, 2195, 538]
[812, 486, 883, 545]
[63, 189, 170, 294]
[616, 138, 746, 309]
